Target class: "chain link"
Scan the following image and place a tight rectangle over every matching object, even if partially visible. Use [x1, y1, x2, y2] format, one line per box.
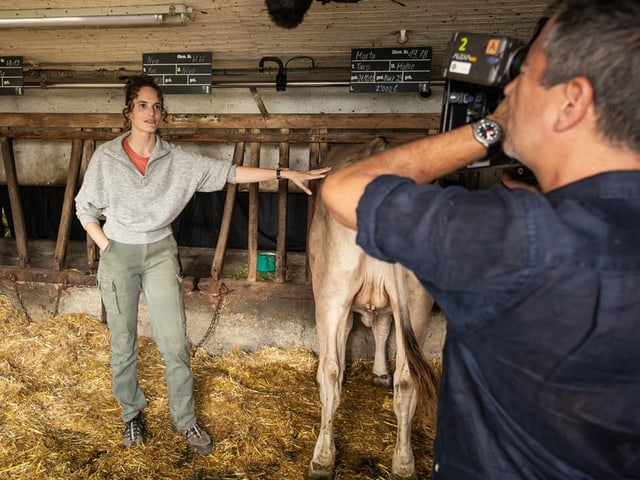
[191, 282, 229, 356]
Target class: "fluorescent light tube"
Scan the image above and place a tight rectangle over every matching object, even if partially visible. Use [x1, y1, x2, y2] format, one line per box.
[0, 4, 193, 29]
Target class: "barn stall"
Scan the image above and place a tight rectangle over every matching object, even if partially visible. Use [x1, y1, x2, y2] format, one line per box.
[0, 0, 546, 478]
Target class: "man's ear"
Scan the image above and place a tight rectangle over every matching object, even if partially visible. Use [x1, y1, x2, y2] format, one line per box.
[555, 76, 594, 131]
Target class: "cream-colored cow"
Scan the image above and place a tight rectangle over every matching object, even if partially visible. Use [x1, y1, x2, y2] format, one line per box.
[308, 138, 438, 480]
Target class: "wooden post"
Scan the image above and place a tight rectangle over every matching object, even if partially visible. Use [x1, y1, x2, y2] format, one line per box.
[210, 134, 246, 281]
[275, 130, 290, 284]
[0, 137, 30, 268]
[247, 129, 261, 282]
[305, 130, 326, 283]
[81, 139, 98, 272]
[54, 138, 83, 270]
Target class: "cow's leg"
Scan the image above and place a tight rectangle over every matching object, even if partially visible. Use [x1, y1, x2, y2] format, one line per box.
[371, 312, 393, 388]
[309, 302, 353, 480]
[389, 268, 433, 480]
[391, 346, 418, 480]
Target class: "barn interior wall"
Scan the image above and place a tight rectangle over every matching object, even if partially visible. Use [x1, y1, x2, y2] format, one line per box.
[0, 85, 444, 186]
[0, 85, 449, 360]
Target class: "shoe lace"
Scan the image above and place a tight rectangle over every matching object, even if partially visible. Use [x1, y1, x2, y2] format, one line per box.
[125, 417, 143, 440]
[185, 425, 204, 439]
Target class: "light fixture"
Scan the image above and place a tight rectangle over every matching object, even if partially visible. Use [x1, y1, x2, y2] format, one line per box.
[0, 4, 194, 29]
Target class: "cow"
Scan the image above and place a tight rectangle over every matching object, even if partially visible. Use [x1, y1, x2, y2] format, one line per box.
[307, 138, 440, 480]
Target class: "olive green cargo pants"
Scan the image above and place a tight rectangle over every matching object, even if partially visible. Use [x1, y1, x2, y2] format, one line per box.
[97, 235, 196, 431]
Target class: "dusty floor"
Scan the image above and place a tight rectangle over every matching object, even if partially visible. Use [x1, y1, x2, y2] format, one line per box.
[0, 294, 437, 480]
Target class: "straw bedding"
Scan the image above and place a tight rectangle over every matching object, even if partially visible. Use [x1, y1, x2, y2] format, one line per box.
[0, 294, 437, 479]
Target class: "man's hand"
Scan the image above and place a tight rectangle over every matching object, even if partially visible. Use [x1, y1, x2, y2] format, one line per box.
[488, 98, 509, 128]
[500, 171, 541, 193]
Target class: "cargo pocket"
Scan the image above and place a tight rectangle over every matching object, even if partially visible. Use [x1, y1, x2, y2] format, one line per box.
[97, 278, 121, 314]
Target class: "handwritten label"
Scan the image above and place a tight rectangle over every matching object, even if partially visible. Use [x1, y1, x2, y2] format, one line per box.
[0, 56, 23, 96]
[350, 47, 431, 93]
[142, 52, 212, 94]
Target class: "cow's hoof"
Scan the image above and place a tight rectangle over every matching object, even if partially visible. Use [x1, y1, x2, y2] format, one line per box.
[308, 460, 334, 479]
[391, 472, 418, 480]
[373, 373, 392, 388]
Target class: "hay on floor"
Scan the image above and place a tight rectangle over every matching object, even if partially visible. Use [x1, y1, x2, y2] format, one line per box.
[0, 294, 437, 479]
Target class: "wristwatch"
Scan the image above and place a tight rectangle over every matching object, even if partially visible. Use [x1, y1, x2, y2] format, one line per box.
[472, 118, 503, 156]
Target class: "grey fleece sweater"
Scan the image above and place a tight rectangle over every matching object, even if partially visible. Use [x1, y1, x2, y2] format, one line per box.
[75, 132, 237, 244]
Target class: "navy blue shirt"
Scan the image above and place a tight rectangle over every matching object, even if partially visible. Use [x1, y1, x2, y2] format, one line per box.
[356, 171, 640, 479]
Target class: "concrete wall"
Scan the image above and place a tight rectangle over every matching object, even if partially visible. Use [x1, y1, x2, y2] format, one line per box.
[1, 278, 446, 363]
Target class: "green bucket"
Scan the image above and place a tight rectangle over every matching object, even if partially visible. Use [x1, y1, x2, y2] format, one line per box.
[257, 252, 276, 273]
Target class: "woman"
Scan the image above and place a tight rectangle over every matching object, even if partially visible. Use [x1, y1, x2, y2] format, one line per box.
[74, 74, 329, 454]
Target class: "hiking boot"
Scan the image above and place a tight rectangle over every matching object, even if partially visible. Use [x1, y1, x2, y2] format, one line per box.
[122, 412, 145, 447]
[179, 424, 213, 455]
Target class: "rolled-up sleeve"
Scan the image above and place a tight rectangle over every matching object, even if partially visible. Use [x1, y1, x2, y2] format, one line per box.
[355, 175, 536, 328]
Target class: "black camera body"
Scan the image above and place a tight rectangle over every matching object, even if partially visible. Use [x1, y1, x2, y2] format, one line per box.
[440, 79, 518, 170]
[440, 32, 528, 171]
[439, 22, 547, 184]
[443, 32, 527, 88]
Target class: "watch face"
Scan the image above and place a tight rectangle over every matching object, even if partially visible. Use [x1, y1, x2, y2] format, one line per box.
[476, 120, 501, 143]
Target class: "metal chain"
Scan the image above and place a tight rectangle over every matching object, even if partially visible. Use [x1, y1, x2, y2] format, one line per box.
[191, 282, 229, 356]
[6, 275, 32, 323]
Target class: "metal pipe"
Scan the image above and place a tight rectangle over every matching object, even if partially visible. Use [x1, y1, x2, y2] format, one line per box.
[23, 79, 445, 89]
[20, 67, 445, 89]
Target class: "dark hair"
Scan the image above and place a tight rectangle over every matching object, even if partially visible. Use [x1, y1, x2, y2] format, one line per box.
[541, 0, 640, 152]
[265, 0, 313, 29]
[122, 74, 168, 129]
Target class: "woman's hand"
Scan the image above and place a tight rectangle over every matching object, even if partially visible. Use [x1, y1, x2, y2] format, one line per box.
[85, 222, 110, 251]
[281, 166, 332, 195]
[235, 165, 331, 194]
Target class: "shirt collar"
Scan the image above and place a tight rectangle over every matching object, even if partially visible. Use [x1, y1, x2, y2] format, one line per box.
[546, 171, 640, 202]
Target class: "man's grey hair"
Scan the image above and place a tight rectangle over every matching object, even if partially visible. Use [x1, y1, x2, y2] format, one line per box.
[541, 0, 640, 152]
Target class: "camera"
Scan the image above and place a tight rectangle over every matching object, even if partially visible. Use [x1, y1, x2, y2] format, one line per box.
[443, 32, 527, 88]
[439, 21, 546, 178]
[440, 78, 515, 169]
[440, 32, 527, 170]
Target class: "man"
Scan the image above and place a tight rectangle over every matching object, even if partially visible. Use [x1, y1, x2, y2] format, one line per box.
[320, 0, 640, 478]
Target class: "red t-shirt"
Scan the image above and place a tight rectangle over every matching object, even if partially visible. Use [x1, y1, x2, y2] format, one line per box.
[123, 139, 149, 175]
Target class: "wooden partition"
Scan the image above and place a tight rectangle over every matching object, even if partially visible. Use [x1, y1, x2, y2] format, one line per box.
[0, 112, 440, 288]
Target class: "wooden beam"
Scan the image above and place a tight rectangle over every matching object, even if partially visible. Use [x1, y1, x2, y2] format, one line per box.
[0, 112, 440, 130]
[247, 129, 260, 282]
[0, 137, 30, 268]
[305, 131, 325, 284]
[82, 139, 98, 272]
[0, 129, 431, 145]
[210, 134, 246, 282]
[275, 130, 289, 284]
[54, 138, 83, 270]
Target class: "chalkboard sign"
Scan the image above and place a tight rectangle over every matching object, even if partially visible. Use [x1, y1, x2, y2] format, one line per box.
[0, 56, 24, 96]
[350, 47, 431, 94]
[143, 51, 212, 94]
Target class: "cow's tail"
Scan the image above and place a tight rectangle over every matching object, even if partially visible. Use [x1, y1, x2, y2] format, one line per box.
[394, 263, 440, 427]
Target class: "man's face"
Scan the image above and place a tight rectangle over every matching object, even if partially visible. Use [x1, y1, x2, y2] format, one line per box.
[501, 19, 555, 165]
[128, 86, 162, 134]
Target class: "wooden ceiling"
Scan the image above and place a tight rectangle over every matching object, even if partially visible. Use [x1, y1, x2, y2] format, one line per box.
[0, 0, 549, 87]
